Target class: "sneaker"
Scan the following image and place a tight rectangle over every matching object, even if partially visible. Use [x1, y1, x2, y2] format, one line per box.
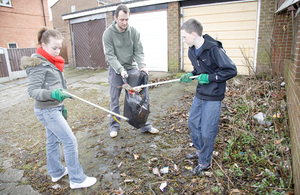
[149, 128, 159, 134]
[52, 167, 68, 182]
[70, 177, 97, 189]
[185, 151, 200, 159]
[193, 163, 211, 175]
[110, 131, 118, 138]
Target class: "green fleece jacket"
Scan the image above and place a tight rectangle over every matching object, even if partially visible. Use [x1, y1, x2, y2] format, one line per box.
[102, 21, 146, 74]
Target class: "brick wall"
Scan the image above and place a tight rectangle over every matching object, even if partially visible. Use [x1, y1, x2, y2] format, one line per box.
[52, 0, 98, 33]
[284, 13, 300, 194]
[106, 11, 114, 28]
[65, 20, 73, 66]
[256, 0, 276, 74]
[0, 0, 50, 48]
[272, 12, 293, 74]
[51, 0, 69, 33]
[167, 2, 180, 72]
[295, 21, 300, 82]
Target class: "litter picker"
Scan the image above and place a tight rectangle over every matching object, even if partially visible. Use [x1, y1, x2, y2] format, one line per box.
[62, 90, 129, 121]
[127, 75, 198, 93]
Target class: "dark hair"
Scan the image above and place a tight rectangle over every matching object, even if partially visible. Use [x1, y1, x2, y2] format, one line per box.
[181, 18, 203, 36]
[115, 4, 130, 18]
[37, 26, 63, 45]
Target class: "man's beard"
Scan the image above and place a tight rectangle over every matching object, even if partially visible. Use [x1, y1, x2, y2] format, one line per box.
[118, 23, 127, 32]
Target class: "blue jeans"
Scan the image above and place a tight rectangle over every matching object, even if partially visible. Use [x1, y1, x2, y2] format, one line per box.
[34, 106, 87, 183]
[188, 96, 221, 164]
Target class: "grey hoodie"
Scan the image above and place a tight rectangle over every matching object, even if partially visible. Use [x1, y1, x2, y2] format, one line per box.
[21, 54, 67, 109]
[102, 21, 146, 74]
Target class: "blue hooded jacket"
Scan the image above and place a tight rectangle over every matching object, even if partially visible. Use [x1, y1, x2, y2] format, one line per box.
[189, 34, 237, 101]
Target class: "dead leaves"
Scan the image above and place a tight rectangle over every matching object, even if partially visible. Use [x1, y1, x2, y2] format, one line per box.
[112, 187, 125, 194]
[125, 147, 140, 160]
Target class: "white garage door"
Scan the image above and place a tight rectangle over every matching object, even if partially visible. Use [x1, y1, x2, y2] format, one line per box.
[182, 1, 258, 75]
[129, 10, 168, 72]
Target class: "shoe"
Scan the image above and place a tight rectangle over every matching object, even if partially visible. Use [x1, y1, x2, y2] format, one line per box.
[110, 131, 118, 138]
[149, 128, 159, 134]
[52, 167, 68, 182]
[193, 163, 211, 175]
[185, 151, 200, 159]
[70, 177, 97, 189]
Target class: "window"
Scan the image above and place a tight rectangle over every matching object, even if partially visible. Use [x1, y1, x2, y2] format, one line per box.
[71, 5, 75, 12]
[0, 0, 11, 6]
[8, 43, 17, 48]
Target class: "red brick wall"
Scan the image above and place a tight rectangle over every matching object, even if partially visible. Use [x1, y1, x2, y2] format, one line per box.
[168, 2, 180, 72]
[284, 13, 300, 195]
[272, 12, 293, 74]
[294, 18, 300, 82]
[51, 0, 98, 33]
[0, 0, 50, 48]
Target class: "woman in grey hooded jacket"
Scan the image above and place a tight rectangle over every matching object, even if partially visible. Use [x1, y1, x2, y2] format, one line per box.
[21, 27, 96, 189]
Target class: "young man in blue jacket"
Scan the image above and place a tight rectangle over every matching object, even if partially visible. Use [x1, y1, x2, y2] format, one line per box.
[179, 18, 237, 175]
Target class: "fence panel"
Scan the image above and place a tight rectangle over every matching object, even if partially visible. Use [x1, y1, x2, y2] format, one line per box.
[0, 53, 9, 77]
[8, 48, 37, 71]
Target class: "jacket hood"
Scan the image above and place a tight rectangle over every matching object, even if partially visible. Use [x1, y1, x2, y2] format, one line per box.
[202, 34, 223, 50]
[21, 54, 46, 70]
[109, 20, 130, 34]
[189, 34, 223, 57]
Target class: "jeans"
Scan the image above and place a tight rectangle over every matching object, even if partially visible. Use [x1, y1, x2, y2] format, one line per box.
[108, 67, 151, 133]
[34, 106, 87, 183]
[188, 96, 221, 164]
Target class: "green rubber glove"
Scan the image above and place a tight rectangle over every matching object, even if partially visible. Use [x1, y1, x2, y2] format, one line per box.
[62, 107, 67, 120]
[51, 89, 71, 101]
[179, 73, 194, 83]
[197, 74, 210, 85]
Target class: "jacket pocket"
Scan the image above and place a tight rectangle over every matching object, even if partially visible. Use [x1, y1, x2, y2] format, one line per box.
[197, 82, 223, 97]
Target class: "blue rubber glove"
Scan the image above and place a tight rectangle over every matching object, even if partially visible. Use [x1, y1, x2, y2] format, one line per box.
[197, 74, 210, 85]
[51, 89, 71, 101]
[179, 73, 194, 83]
[62, 107, 67, 120]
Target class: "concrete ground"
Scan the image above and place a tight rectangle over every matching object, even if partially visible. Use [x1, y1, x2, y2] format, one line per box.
[0, 67, 193, 195]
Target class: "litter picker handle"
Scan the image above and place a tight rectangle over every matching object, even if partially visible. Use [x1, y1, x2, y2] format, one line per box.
[61, 90, 129, 121]
[133, 75, 198, 90]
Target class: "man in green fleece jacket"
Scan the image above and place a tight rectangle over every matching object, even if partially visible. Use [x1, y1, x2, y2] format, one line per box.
[103, 4, 159, 138]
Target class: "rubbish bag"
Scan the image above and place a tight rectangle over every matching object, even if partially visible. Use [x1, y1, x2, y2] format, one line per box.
[123, 71, 150, 129]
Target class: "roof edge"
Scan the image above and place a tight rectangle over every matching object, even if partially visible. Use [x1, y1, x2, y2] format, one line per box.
[62, 0, 181, 20]
[276, 0, 300, 13]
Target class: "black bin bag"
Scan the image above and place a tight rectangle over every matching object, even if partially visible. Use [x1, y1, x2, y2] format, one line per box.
[123, 71, 150, 129]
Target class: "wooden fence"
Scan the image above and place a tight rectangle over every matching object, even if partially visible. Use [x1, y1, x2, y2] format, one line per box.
[0, 47, 37, 83]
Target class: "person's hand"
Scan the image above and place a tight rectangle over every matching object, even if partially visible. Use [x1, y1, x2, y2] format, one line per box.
[51, 89, 71, 101]
[62, 107, 67, 120]
[140, 67, 148, 74]
[121, 70, 128, 78]
[197, 74, 210, 85]
[179, 73, 193, 83]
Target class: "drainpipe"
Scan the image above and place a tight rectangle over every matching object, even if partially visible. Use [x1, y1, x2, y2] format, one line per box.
[253, 0, 261, 74]
[41, 0, 47, 26]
